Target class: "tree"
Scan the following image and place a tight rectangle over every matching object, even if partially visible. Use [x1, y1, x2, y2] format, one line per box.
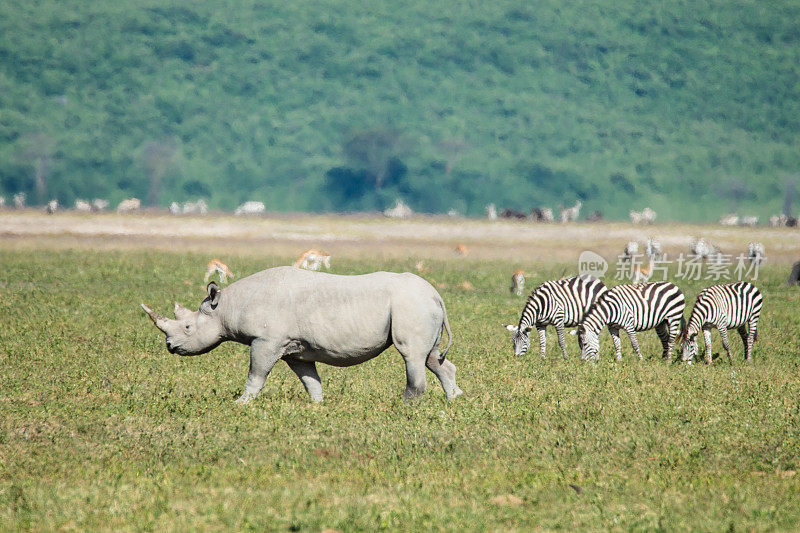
[342, 129, 406, 191]
[135, 137, 181, 206]
[17, 133, 54, 205]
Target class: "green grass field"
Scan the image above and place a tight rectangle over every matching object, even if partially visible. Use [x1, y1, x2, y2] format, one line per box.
[2, 247, 799, 530]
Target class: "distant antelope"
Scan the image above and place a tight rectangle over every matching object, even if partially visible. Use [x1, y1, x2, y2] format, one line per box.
[234, 201, 265, 216]
[531, 207, 554, 222]
[91, 199, 109, 212]
[769, 214, 788, 227]
[510, 270, 525, 296]
[116, 198, 141, 213]
[632, 261, 652, 283]
[204, 259, 235, 284]
[455, 244, 468, 256]
[630, 207, 656, 225]
[74, 199, 92, 212]
[559, 200, 582, 223]
[294, 249, 331, 271]
[13, 193, 26, 209]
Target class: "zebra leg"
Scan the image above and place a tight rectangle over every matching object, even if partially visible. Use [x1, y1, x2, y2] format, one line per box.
[702, 328, 713, 364]
[554, 322, 569, 361]
[655, 321, 671, 361]
[737, 325, 749, 361]
[745, 317, 759, 363]
[626, 328, 643, 360]
[718, 327, 733, 365]
[609, 326, 622, 361]
[537, 326, 547, 359]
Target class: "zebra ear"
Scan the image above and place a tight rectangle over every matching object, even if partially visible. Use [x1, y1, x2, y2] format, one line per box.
[504, 324, 518, 333]
[523, 325, 533, 333]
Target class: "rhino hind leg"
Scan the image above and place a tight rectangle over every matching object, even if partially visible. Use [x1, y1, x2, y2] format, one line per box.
[401, 355, 428, 400]
[285, 359, 323, 402]
[426, 348, 462, 400]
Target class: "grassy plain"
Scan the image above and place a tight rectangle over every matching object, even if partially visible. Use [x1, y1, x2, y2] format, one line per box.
[1, 214, 799, 530]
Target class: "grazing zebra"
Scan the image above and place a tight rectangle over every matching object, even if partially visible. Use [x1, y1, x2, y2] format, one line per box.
[578, 281, 685, 362]
[623, 240, 639, 260]
[748, 242, 765, 265]
[645, 237, 663, 260]
[681, 282, 763, 364]
[690, 238, 723, 262]
[505, 275, 607, 360]
[510, 270, 525, 296]
[719, 213, 739, 226]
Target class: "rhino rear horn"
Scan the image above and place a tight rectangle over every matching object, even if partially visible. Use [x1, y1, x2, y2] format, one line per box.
[174, 302, 192, 319]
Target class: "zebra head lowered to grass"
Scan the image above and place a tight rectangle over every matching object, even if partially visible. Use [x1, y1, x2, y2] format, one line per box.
[505, 275, 607, 360]
[681, 281, 763, 365]
[578, 281, 685, 362]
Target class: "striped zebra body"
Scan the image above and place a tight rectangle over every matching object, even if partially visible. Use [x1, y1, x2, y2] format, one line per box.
[578, 281, 685, 361]
[681, 282, 763, 364]
[510, 275, 607, 360]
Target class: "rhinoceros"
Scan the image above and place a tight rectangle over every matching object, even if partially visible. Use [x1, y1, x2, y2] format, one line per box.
[141, 267, 461, 403]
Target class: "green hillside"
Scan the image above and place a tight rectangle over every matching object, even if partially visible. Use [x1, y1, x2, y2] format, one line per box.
[1, 0, 799, 220]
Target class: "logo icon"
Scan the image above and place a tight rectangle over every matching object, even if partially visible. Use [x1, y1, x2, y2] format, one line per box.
[578, 251, 608, 278]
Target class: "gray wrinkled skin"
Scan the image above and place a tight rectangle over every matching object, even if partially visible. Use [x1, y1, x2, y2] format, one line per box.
[142, 267, 461, 403]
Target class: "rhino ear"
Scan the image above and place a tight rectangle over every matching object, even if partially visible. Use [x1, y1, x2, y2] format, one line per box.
[207, 282, 220, 307]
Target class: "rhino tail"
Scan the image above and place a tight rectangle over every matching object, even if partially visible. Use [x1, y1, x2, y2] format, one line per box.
[439, 298, 453, 361]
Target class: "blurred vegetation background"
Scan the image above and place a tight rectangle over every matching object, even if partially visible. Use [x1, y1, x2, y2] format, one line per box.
[0, 0, 798, 221]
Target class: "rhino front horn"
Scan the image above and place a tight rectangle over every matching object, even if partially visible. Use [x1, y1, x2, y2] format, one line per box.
[141, 303, 169, 332]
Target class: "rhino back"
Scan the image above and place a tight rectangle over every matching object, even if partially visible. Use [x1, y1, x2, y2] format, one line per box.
[217, 268, 442, 361]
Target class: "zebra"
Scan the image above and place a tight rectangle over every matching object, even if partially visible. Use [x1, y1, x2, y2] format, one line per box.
[505, 275, 607, 360]
[747, 242, 765, 265]
[578, 281, 685, 362]
[622, 240, 639, 260]
[681, 282, 763, 365]
[645, 237, 663, 260]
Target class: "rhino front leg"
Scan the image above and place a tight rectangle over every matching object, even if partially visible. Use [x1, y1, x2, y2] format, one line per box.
[236, 338, 283, 404]
[285, 359, 323, 402]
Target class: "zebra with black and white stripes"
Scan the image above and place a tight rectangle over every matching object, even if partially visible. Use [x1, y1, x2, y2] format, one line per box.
[578, 281, 685, 362]
[506, 275, 607, 360]
[681, 282, 763, 365]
